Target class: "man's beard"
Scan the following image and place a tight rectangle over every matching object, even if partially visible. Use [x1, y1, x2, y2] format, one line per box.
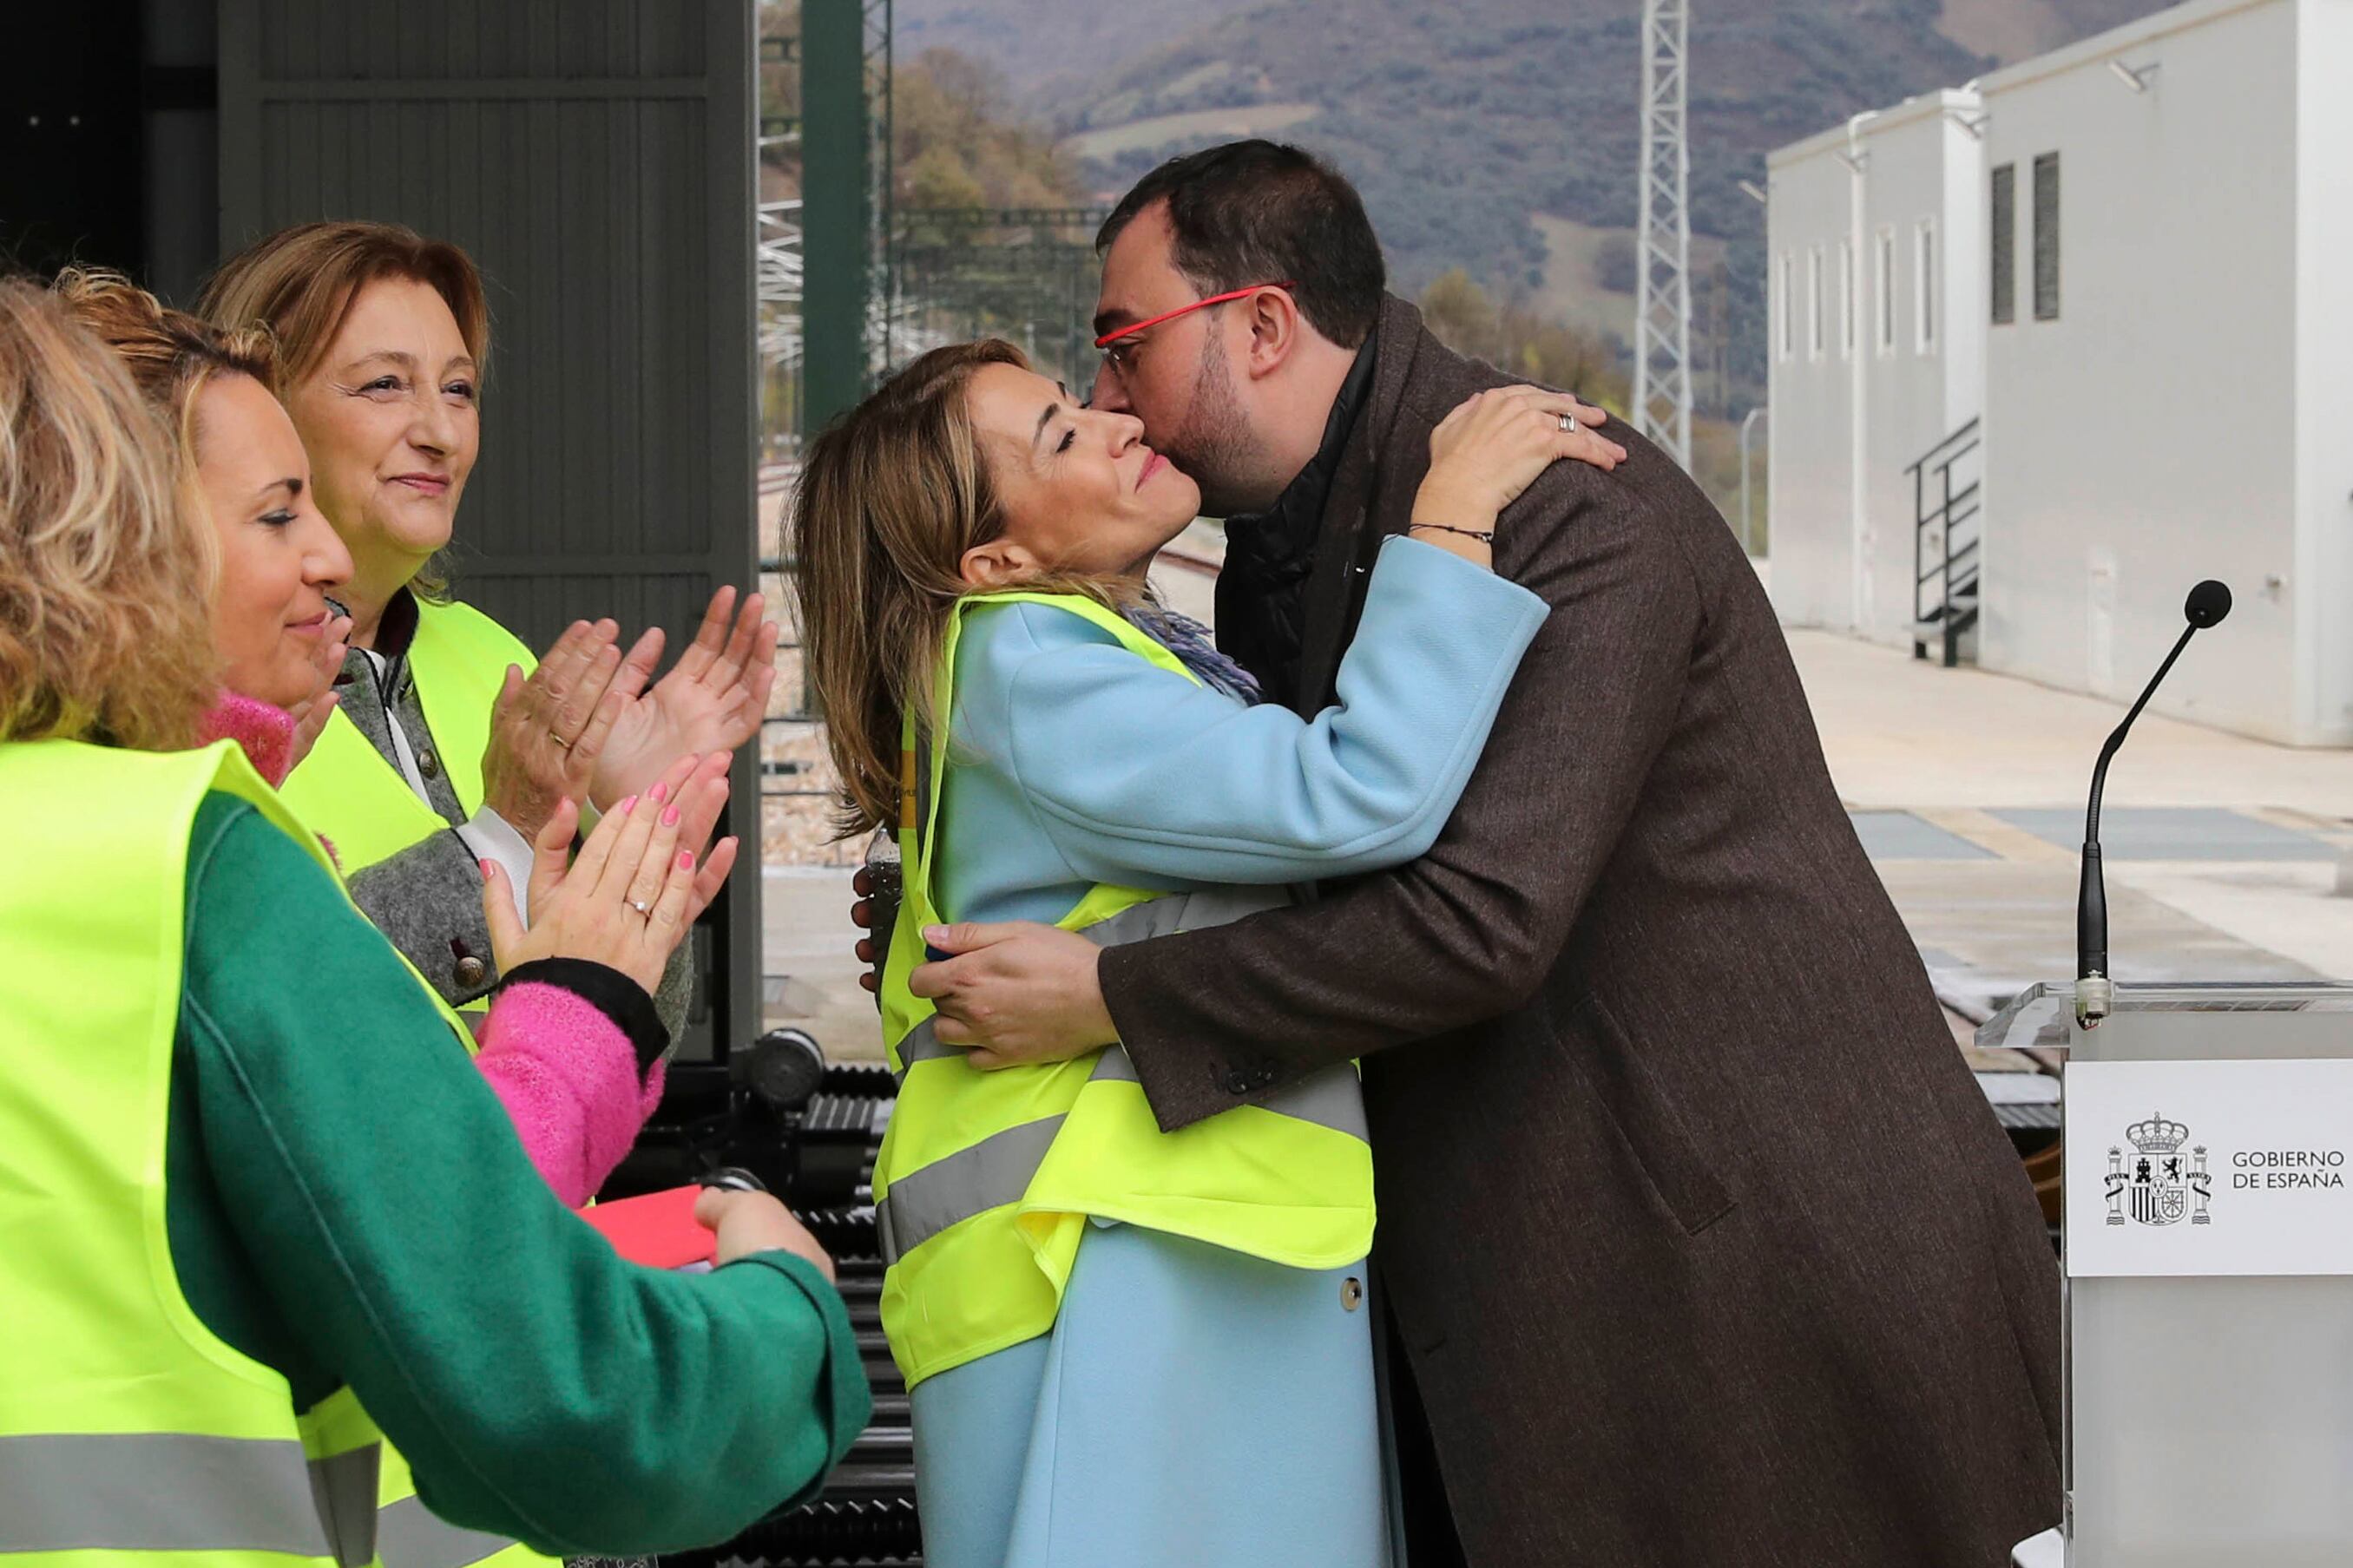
[1156, 327, 1261, 518]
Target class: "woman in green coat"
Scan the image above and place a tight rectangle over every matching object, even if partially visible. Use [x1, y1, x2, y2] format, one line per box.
[0, 279, 868, 1563]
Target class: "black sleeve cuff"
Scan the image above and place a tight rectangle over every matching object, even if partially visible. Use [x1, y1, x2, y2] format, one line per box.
[496, 957, 671, 1076]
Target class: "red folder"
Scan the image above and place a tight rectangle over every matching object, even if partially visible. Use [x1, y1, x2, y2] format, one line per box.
[576, 1184, 718, 1269]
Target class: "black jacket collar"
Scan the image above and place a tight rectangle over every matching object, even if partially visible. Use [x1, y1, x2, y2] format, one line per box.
[1213, 330, 1381, 710]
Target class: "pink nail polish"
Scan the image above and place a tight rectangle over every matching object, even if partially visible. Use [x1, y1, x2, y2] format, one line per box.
[678, 850, 695, 870]
[661, 804, 680, 827]
[618, 795, 637, 814]
[650, 782, 669, 804]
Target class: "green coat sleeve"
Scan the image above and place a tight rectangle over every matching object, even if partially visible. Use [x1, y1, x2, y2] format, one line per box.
[174, 795, 871, 1555]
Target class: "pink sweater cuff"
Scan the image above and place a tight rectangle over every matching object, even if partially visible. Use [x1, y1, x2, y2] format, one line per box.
[475, 981, 664, 1208]
[198, 691, 297, 788]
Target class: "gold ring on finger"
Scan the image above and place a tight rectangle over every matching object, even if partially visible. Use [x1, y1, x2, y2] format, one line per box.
[549, 728, 572, 748]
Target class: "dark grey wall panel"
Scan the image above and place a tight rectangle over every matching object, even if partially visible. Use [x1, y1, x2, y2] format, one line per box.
[220, 0, 761, 1063]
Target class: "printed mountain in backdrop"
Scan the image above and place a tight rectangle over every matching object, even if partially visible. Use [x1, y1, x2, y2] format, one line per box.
[899, 0, 2174, 402]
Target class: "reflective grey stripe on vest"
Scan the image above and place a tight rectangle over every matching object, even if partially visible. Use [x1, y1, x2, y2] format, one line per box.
[878, 882, 1367, 1265]
[312, 1443, 384, 1565]
[376, 1493, 519, 1568]
[1086, 1046, 1141, 1083]
[880, 1114, 1067, 1264]
[895, 1033, 1357, 1136]
[893, 1015, 956, 1078]
[895, 1020, 1148, 1080]
[1080, 1044, 1363, 1138]
[1076, 885, 1295, 948]
[1081, 887, 1368, 1141]
[0, 1431, 366, 1558]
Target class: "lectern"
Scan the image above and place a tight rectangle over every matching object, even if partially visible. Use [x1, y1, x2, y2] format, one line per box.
[1982, 980, 2353, 1567]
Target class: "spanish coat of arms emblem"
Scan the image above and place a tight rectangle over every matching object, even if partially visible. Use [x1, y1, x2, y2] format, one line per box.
[2105, 1113, 2212, 1227]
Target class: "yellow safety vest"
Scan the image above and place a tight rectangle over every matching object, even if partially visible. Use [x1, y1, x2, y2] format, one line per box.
[286, 597, 558, 1566]
[282, 597, 533, 996]
[873, 592, 1376, 1388]
[0, 737, 552, 1568]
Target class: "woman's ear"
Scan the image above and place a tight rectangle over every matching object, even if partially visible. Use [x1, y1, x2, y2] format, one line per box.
[958, 537, 1035, 590]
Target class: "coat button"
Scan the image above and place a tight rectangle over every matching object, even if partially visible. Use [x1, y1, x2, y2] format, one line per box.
[418, 748, 441, 779]
[454, 955, 488, 989]
[1341, 1276, 1364, 1311]
[1221, 1069, 1253, 1096]
[1251, 1064, 1278, 1088]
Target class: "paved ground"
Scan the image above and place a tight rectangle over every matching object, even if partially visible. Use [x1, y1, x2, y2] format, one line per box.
[759, 563, 2353, 1066]
[1794, 630, 2353, 1008]
[762, 866, 888, 1061]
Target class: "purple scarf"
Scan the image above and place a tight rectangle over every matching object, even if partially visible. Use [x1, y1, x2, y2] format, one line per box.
[1124, 602, 1263, 705]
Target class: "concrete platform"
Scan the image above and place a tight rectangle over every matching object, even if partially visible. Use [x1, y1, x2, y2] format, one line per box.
[1792, 629, 2353, 820]
[1794, 629, 2353, 994]
[762, 865, 887, 1062]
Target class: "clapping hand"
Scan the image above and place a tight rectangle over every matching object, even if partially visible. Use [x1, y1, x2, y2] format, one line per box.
[481, 751, 740, 994]
[589, 587, 779, 811]
[480, 620, 637, 839]
[285, 607, 353, 772]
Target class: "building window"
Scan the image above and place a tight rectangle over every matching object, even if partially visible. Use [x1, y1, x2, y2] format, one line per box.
[1990, 161, 2017, 325]
[1876, 226, 1897, 356]
[1807, 245, 1825, 360]
[2033, 151, 2061, 321]
[1915, 219, 1938, 354]
[1839, 236, 1856, 358]
[1777, 252, 1793, 361]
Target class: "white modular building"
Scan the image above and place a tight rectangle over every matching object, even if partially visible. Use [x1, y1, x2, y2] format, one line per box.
[1765, 91, 1988, 655]
[1764, 0, 2353, 745]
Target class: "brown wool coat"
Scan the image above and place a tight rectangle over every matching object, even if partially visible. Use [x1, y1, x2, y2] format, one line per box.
[1101, 295, 2062, 1567]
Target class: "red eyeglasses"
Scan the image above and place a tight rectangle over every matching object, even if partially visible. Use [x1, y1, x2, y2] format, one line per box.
[1094, 282, 1297, 369]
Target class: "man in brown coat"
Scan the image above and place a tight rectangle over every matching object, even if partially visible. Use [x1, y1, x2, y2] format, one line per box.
[902, 141, 2061, 1566]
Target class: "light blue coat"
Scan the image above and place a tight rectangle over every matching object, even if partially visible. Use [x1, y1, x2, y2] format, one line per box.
[937, 534, 1550, 927]
[910, 533, 1548, 1568]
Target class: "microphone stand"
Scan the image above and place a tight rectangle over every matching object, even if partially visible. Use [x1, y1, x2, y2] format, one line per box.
[2076, 621, 2202, 1028]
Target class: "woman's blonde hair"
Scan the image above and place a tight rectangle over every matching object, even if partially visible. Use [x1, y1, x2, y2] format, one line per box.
[197, 220, 490, 387]
[0, 279, 219, 750]
[795, 339, 1125, 837]
[51, 268, 279, 501]
[198, 221, 490, 601]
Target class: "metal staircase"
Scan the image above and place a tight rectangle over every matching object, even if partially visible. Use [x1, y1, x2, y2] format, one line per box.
[1909, 418, 1982, 667]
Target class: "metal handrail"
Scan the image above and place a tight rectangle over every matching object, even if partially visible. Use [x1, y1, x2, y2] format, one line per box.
[1911, 417, 1983, 666]
[1904, 416, 1982, 478]
[1738, 407, 1768, 554]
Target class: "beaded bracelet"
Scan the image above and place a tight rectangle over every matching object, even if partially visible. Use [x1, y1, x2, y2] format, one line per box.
[1408, 522, 1496, 545]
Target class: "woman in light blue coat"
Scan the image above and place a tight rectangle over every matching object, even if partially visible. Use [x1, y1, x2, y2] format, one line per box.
[795, 339, 1618, 1568]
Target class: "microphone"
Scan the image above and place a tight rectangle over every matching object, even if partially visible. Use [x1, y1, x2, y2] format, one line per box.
[2076, 580, 2232, 1027]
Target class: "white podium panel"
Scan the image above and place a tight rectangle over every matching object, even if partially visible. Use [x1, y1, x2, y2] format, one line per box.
[2068, 1274, 2353, 1566]
[2065, 1058, 2353, 1277]
[1982, 983, 2353, 1568]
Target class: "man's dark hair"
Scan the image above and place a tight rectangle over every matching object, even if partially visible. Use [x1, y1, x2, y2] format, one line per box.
[1097, 141, 1385, 349]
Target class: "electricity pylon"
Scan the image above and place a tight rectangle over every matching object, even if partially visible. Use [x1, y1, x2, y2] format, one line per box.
[1634, 0, 1692, 469]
